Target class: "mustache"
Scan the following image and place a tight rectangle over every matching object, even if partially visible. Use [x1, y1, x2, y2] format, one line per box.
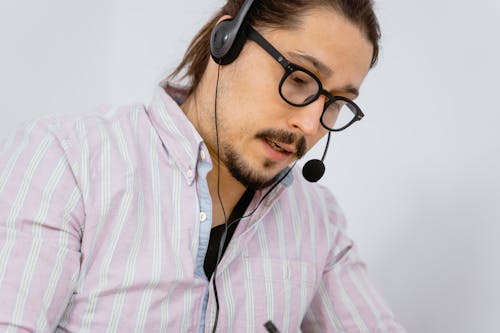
[255, 129, 307, 158]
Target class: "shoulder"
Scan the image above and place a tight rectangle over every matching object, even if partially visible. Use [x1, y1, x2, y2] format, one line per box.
[11, 103, 152, 163]
[1, 103, 152, 186]
[3, 103, 148, 145]
[39, 103, 148, 145]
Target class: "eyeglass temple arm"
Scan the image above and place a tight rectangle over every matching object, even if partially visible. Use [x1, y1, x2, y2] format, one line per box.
[246, 26, 291, 70]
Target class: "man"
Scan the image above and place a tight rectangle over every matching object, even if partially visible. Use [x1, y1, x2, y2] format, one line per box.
[0, 0, 405, 332]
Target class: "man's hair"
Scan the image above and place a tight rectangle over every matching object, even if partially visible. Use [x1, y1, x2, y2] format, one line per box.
[167, 0, 381, 96]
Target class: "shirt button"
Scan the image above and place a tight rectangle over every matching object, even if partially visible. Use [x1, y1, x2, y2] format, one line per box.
[199, 212, 207, 222]
[200, 150, 206, 160]
[187, 168, 193, 178]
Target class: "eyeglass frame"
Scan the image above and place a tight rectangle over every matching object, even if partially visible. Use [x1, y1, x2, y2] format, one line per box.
[245, 25, 365, 132]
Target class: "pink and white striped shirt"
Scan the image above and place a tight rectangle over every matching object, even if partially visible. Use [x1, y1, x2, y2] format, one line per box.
[0, 87, 405, 332]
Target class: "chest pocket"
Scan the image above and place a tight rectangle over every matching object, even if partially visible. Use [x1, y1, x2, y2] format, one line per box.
[236, 256, 318, 332]
[243, 256, 317, 286]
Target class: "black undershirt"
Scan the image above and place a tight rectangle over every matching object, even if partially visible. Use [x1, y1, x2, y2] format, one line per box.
[203, 188, 255, 280]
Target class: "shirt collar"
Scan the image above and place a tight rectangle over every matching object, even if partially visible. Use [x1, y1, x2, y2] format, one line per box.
[146, 86, 206, 185]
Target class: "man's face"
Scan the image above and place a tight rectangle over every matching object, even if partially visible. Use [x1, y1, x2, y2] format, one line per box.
[204, 8, 373, 189]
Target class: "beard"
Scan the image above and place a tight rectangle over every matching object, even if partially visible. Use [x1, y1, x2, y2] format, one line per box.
[222, 143, 281, 189]
[220, 129, 307, 190]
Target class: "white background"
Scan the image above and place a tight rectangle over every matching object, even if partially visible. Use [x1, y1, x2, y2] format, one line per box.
[1, 1, 499, 332]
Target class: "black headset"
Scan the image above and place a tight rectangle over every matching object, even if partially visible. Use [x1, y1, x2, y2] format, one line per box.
[210, 0, 256, 65]
[209, 0, 330, 183]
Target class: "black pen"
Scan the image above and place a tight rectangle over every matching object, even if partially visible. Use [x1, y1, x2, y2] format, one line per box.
[264, 320, 280, 333]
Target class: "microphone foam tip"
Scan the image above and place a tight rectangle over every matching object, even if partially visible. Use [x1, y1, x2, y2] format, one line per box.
[302, 159, 325, 183]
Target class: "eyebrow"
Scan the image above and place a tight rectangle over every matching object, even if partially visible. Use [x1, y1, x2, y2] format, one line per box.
[341, 85, 360, 99]
[288, 51, 333, 77]
[287, 51, 360, 98]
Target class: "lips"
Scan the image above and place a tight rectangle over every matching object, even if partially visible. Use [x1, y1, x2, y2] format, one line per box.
[260, 138, 295, 162]
[265, 138, 295, 154]
[255, 130, 307, 160]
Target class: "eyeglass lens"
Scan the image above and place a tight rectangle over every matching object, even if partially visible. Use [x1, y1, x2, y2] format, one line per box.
[280, 69, 357, 131]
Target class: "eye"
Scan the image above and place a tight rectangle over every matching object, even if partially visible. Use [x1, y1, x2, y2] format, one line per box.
[289, 71, 313, 86]
[281, 69, 321, 105]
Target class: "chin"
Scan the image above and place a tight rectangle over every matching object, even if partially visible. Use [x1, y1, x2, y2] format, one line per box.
[223, 148, 282, 189]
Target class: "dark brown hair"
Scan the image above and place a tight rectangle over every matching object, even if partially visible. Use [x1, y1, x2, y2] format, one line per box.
[166, 0, 381, 96]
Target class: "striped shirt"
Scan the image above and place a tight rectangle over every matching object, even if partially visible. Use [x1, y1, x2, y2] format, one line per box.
[0, 87, 405, 332]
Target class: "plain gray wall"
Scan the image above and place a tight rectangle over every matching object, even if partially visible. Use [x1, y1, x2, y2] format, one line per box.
[1, 1, 499, 332]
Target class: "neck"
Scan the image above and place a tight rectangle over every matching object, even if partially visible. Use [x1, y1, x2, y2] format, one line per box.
[206, 158, 247, 228]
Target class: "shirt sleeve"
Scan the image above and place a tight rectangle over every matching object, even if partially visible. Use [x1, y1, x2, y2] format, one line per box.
[301, 189, 406, 332]
[0, 120, 84, 332]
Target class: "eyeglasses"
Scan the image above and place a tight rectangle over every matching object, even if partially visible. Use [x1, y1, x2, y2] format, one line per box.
[246, 26, 364, 132]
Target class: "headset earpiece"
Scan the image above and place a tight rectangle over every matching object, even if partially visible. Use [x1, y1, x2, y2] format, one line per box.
[210, 0, 255, 65]
[210, 19, 248, 65]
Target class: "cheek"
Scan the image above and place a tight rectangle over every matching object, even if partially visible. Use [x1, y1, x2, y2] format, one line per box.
[220, 81, 284, 133]
[227, 48, 284, 106]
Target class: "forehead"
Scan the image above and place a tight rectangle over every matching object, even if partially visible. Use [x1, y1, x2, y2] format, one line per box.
[259, 8, 374, 93]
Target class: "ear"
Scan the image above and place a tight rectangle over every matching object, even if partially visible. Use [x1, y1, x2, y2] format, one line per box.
[216, 14, 233, 24]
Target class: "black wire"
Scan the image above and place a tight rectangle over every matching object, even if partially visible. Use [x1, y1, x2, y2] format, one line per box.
[210, 168, 296, 332]
[211, 63, 226, 333]
[210, 62, 297, 333]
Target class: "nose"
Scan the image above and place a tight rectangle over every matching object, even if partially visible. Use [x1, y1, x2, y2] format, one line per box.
[287, 95, 325, 136]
